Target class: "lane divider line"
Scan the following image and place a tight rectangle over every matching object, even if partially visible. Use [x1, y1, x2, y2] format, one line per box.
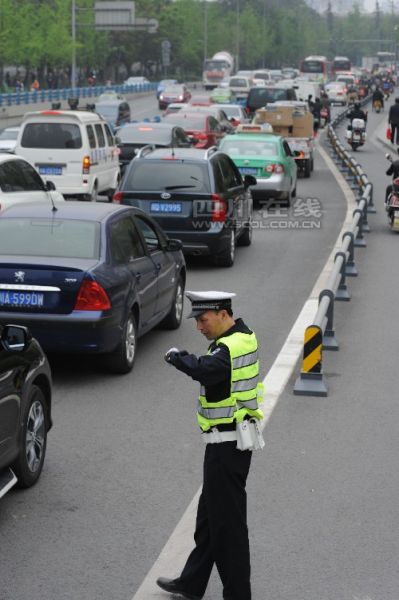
[131, 135, 358, 600]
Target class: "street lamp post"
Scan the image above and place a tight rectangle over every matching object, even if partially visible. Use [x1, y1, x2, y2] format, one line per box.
[204, 0, 208, 66]
[236, 0, 240, 72]
[71, 0, 76, 90]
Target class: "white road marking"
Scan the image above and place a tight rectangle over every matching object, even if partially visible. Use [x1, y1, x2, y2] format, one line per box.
[131, 136, 359, 599]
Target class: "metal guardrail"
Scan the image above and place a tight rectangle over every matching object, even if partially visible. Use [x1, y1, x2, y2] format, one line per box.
[294, 96, 375, 397]
[0, 83, 158, 107]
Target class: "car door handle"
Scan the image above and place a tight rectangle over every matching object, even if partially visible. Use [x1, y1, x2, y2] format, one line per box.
[155, 263, 162, 271]
[135, 272, 142, 281]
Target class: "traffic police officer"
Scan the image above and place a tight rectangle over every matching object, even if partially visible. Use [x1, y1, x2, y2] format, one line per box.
[157, 291, 264, 600]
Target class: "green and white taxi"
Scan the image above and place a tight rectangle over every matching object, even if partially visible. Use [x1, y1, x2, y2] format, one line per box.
[218, 124, 298, 206]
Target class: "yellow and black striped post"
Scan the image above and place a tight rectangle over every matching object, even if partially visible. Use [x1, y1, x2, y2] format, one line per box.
[294, 325, 327, 396]
[302, 325, 322, 374]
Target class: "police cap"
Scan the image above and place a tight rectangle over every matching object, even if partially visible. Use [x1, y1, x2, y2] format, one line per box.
[186, 290, 236, 318]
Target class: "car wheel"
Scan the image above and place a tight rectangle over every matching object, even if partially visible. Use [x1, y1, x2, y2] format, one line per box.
[160, 275, 184, 329]
[12, 385, 48, 488]
[212, 228, 235, 267]
[107, 312, 137, 374]
[86, 182, 98, 202]
[237, 220, 252, 247]
[291, 185, 297, 198]
[304, 160, 311, 178]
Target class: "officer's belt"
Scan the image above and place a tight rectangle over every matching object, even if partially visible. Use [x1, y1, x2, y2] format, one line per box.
[202, 428, 237, 444]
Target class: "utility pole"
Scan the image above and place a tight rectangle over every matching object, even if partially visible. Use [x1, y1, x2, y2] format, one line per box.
[71, 0, 76, 90]
[204, 1, 208, 66]
[236, 0, 240, 72]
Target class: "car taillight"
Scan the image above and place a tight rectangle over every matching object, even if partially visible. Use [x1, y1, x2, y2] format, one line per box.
[263, 163, 285, 174]
[83, 155, 90, 174]
[194, 132, 208, 141]
[74, 279, 111, 311]
[113, 191, 123, 203]
[211, 194, 227, 222]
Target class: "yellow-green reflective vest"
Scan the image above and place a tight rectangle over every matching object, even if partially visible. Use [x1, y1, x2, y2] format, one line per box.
[197, 330, 264, 432]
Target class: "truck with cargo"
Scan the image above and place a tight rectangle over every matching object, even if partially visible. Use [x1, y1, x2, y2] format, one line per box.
[253, 101, 314, 178]
[202, 51, 234, 90]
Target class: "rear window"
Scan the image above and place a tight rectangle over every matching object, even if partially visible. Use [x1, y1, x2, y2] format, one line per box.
[124, 162, 210, 192]
[21, 122, 82, 149]
[163, 116, 206, 130]
[221, 139, 278, 157]
[229, 78, 248, 87]
[0, 129, 19, 140]
[248, 88, 295, 106]
[118, 126, 171, 145]
[0, 218, 99, 259]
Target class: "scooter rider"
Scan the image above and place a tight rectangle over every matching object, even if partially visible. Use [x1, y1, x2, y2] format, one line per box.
[372, 86, 384, 109]
[385, 155, 399, 203]
[346, 102, 367, 130]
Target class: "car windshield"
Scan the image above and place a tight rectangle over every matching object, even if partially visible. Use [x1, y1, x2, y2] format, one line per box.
[118, 126, 171, 144]
[0, 218, 100, 259]
[21, 123, 82, 149]
[0, 129, 19, 140]
[221, 139, 278, 157]
[163, 86, 184, 94]
[124, 162, 210, 192]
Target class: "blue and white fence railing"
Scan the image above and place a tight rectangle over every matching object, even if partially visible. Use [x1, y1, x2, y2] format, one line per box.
[0, 83, 158, 107]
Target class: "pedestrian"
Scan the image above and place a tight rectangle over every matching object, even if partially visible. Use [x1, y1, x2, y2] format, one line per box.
[388, 97, 399, 145]
[158, 291, 265, 600]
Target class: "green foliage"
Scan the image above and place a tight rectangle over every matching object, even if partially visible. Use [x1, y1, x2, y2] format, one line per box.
[0, 0, 397, 85]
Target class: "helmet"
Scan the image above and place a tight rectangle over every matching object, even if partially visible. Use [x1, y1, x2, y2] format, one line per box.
[354, 102, 361, 110]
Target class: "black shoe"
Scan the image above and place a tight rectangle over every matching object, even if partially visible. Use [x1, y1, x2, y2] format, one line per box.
[156, 577, 201, 600]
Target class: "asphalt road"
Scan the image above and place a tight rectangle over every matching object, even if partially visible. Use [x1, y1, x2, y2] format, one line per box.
[0, 99, 389, 600]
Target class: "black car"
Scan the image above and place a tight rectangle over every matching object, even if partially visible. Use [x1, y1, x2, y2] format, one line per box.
[114, 147, 256, 267]
[95, 100, 131, 130]
[0, 202, 186, 374]
[0, 323, 52, 498]
[115, 122, 192, 175]
[246, 86, 297, 116]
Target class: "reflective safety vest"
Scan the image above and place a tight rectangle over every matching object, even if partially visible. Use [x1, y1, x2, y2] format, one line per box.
[197, 331, 264, 432]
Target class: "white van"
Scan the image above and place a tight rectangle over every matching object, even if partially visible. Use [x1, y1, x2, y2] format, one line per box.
[15, 110, 120, 201]
[292, 79, 323, 103]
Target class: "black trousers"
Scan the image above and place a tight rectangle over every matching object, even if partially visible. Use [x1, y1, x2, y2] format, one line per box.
[177, 442, 252, 600]
[391, 123, 399, 144]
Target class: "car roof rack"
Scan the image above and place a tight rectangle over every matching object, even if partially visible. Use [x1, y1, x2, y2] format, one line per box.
[136, 144, 156, 159]
[205, 146, 218, 159]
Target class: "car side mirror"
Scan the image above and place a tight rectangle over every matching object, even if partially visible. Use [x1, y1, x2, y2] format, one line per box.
[46, 180, 56, 191]
[244, 175, 257, 188]
[115, 136, 121, 144]
[1, 325, 30, 352]
[166, 238, 183, 252]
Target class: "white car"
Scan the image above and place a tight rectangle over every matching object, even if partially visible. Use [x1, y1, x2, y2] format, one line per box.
[228, 76, 253, 100]
[15, 110, 120, 201]
[325, 82, 347, 105]
[217, 104, 249, 126]
[0, 153, 65, 212]
[124, 76, 150, 86]
[0, 127, 20, 152]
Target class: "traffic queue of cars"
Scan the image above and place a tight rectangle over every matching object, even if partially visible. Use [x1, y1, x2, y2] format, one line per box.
[0, 76, 308, 495]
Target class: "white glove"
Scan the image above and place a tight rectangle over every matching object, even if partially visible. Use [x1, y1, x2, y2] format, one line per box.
[164, 347, 179, 364]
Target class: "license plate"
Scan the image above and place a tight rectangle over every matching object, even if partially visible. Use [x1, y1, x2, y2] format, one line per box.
[239, 167, 257, 175]
[39, 166, 63, 176]
[353, 134, 361, 140]
[150, 202, 182, 214]
[0, 291, 44, 307]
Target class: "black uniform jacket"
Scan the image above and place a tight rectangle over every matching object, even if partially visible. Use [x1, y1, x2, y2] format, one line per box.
[389, 103, 399, 125]
[386, 160, 399, 178]
[169, 318, 253, 429]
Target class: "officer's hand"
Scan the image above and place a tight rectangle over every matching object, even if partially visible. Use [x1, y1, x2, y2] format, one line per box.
[164, 347, 179, 364]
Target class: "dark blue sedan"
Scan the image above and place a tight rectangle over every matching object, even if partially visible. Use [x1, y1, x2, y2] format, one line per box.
[0, 202, 186, 373]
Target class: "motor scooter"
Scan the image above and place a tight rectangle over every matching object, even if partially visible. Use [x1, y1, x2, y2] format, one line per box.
[320, 107, 330, 128]
[385, 153, 399, 231]
[346, 118, 366, 151]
